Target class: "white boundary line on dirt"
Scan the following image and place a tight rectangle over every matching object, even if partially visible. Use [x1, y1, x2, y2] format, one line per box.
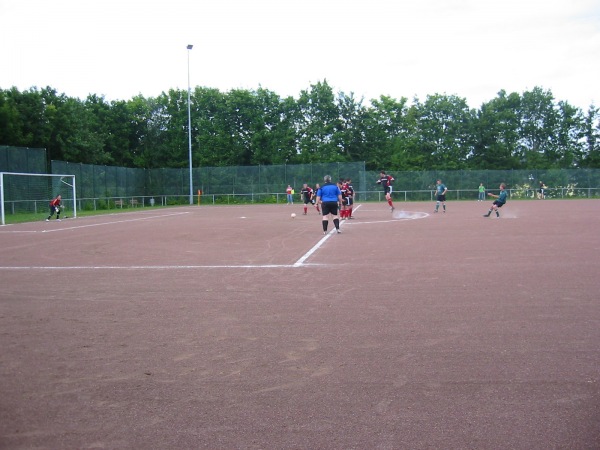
[41, 211, 190, 233]
[0, 211, 190, 234]
[0, 205, 429, 270]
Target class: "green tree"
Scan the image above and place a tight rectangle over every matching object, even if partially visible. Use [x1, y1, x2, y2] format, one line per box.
[333, 92, 367, 162]
[517, 87, 560, 168]
[413, 94, 475, 169]
[296, 80, 341, 163]
[0, 88, 26, 147]
[470, 90, 521, 169]
[580, 105, 600, 168]
[361, 95, 411, 170]
[249, 88, 298, 165]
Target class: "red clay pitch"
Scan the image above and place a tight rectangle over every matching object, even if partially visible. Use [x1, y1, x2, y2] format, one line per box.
[1, 200, 599, 448]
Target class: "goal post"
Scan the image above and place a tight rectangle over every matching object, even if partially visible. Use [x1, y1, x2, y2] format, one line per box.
[0, 172, 77, 225]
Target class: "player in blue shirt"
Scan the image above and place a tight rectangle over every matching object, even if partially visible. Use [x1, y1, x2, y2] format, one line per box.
[483, 183, 508, 218]
[316, 175, 343, 234]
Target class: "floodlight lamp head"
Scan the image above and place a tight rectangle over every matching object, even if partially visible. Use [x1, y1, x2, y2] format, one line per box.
[187, 44, 193, 50]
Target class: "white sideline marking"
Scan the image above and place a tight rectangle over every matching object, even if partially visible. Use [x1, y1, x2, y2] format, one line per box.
[38, 211, 190, 233]
[1, 205, 429, 271]
[292, 204, 365, 267]
[0, 264, 298, 270]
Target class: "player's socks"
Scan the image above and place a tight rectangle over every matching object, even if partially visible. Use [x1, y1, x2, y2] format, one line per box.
[322, 220, 328, 232]
[496, 211, 500, 217]
[304, 206, 307, 214]
[333, 218, 340, 230]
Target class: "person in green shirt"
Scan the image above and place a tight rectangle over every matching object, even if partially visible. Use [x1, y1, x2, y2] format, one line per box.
[483, 183, 507, 218]
[478, 183, 485, 201]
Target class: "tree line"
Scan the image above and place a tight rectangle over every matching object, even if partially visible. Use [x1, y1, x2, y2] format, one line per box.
[1, 81, 598, 171]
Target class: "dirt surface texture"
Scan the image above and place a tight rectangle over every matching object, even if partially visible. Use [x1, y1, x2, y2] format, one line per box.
[1, 199, 599, 449]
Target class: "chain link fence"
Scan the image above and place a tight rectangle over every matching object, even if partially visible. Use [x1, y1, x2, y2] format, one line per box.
[2, 147, 599, 211]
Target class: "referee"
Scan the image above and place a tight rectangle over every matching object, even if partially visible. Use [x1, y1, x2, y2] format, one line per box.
[315, 175, 343, 234]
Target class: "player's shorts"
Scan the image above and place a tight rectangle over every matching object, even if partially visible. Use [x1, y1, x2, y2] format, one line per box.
[321, 201, 339, 216]
[302, 197, 311, 204]
[436, 194, 446, 202]
[493, 200, 505, 208]
[345, 197, 353, 206]
[385, 187, 392, 195]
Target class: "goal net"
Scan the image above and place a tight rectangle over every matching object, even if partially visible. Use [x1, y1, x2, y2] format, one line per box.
[0, 172, 77, 225]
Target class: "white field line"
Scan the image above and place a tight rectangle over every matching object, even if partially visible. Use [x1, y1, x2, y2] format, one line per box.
[39, 211, 190, 233]
[292, 204, 364, 267]
[1, 205, 430, 271]
[0, 211, 190, 234]
[0, 264, 298, 270]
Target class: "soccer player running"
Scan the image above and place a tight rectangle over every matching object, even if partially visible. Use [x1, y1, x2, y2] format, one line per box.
[434, 179, 448, 213]
[316, 175, 343, 234]
[46, 194, 62, 221]
[300, 183, 317, 215]
[483, 183, 508, 218]
[376, 171, 395, 211]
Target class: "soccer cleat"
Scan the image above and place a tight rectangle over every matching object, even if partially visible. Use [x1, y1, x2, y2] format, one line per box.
[483, 212, 491, 217]
[45, 219, 49, 221]
[336, 229, 341, 234]
[57, 219, 61, 222]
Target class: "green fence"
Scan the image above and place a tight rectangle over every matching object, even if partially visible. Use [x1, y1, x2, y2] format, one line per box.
[51, 161, 368, 199]
[0, 146, 47, 174]
[51, 161, 600, 201]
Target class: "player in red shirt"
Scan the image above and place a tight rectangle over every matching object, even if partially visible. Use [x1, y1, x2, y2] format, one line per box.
[344, 178, 355, 219]
[338, 180, 348, 219]
[300, 183, 318, 215]
[46, 194, 62, 221]
[376, 171, 395, 211]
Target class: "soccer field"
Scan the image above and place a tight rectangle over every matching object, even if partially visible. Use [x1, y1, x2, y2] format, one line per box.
[1, 200, 599, 448]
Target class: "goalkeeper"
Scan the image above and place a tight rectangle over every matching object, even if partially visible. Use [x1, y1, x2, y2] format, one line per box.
[46, 194, 62, 221]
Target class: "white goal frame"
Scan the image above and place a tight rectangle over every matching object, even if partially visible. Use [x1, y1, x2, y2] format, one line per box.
[0, 172, 77, 225]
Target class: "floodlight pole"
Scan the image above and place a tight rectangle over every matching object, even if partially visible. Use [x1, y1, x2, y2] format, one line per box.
[187, 44, 194, 205]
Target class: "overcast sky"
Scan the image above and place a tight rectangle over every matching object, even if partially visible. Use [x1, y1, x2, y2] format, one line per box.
[1, 0, 599, 110]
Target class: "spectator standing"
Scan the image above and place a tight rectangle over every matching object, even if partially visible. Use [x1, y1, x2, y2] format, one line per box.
[478, 183, 486, 201]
